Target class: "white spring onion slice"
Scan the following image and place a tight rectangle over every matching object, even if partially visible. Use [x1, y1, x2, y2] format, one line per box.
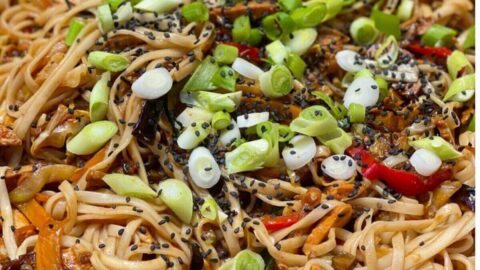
[175, 107, 213, 129]
[321, 154, 356, 180]
[225, 139, 269, 174]
[232, 58, 264, 80]
[135, 0, 181, 13]
[219, 120, 241, 146]
[343, 76, 379, 108]
[409, 149, 442, 176]
[451, 89, 474, 102]
[103, 173, 156, 199]
[236, 112, 269, 128]
[266, 40, 288, 64]
[157, 179, 193, 224]
[282, 135, 316, 170]
[188, 147, 221, 189]
[283, 28, 318, 55]
[132, 68, 173, 100]
[177, 121, 211, 150]
[115, 2, 133, 26]
[336, 50, 365, 72]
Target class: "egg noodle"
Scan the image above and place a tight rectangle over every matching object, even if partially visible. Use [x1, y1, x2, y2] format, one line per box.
[0, 0, 475, 269]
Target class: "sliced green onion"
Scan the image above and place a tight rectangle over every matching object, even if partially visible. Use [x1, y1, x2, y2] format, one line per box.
[158, 179, 193, 224]
[87, 51, 129, 72]
[67, 121, 118, 155]
[103, 173, 156, 199]
[108, 0, 125, 12]
[282, 135, 316, 170]
[286, 53, 306, 79]
[246, 28, 263, 46]
[305, 0, 343, 21]
[266, 40, 288, 65]
[200, 197, 218, 221]
[396, 0, 414, 22]
[283, 28, 318, 56]
[447, 50, 474, 79]
[232, 58, 264, 80]
[97, 4, 114, 34]
[177, 120, 211, 150]
[290, 105, 337, 137]
[219, 120, 241, 146]
[336, 50, 364, 73]
[132, 68, 173, 100]
[181, 1, 209, 22]
[462, 26, 475, 49]
[354, 69, 373, 80]
[348, 103, 365, 123]
[211, 66, 238, 92]
[256, 121, 280, 167]
[443, 74, 475, 102]
[262, 12, 295, 41]
[350, 17, 379, 46]
[278, 124, 295, 142]
[182, 91, 242, 112]
[183, 56, 219, 92]
[232, 16, 251, 43]
[225, 139, 269, 174]
[89, 72, 111, 122]
[371, 8, 401, 40]
[343, 76, 379, 108]
[259, 65, 293, 98]
[278, 0, 301, 11]
[290, 4, 326, 28]
[237, 112, 270, 128]
[321, 154, 356, 180]
[317, 128, 352, 154]
[135, 0, 181, 13]
[375, 35, 399, 69]
[188, 147, 221, 188]
[65, 18, 85, 46]
[115, 2, 134, 26]
[311, 91, 347, 120]
[219, 250, 265, 270]
[376, 76, 389, 101]
[467, 114, 475, 131]
[212, 111, 231, 130]
[410, 149, 441, 177]
[421, 24, 457, 47]
[176, 107, 213, 129]
[214, 44, 239, 65]
[409, 136, 463, 160]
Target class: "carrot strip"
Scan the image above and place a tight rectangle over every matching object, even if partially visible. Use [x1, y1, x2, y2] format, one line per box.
[71, 146, 107, 182]
[16, 199, 50, 229]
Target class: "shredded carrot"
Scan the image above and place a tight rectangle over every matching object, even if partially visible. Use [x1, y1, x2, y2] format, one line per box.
[71, 146, 107, 182]
[326, 182, 366, 201]
[303, 204, 353, 255]
[34, 193, 52, 202]
[35, 221, 63, 270]
[17, 199, 50, 229]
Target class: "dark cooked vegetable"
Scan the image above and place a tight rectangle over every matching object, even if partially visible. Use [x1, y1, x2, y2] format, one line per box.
[190, 242, 204, 270]
[453, 185, 475, 211]
[332, 252, 357, 270]
[133, 97, 164, 144]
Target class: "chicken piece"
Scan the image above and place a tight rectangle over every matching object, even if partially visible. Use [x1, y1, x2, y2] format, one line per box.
[61, 246, 95, 270]
[0, 125, 21, 146]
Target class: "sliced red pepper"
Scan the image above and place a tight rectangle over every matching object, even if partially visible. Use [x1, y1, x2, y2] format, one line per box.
[405, 43, 452, 58]
[424, 168, 453, 191]
[260, 212, 300, 231]
[224, 42, 260, 63]
[346, 146, 452, 196]
[363, 162, 428, 196]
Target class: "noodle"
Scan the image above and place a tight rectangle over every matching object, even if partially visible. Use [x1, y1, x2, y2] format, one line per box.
[0, 0, 475, 269]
